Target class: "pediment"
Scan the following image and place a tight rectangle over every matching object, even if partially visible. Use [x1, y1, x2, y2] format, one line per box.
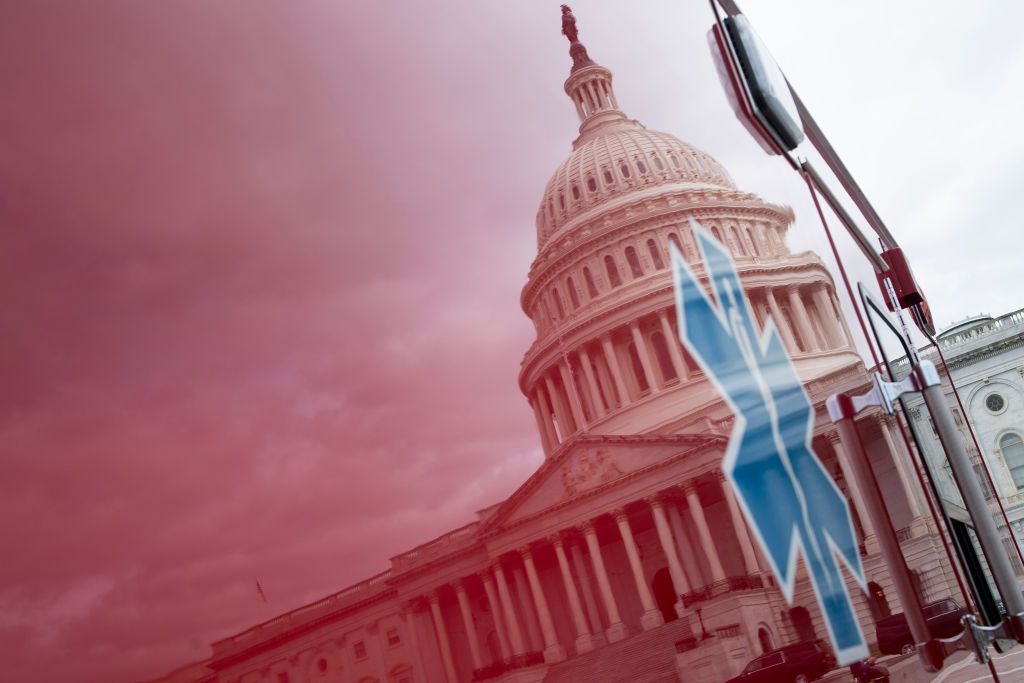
[484, 433, 724, 532]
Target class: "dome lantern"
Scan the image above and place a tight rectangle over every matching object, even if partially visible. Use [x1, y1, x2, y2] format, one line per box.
[560, 5, 628, 143]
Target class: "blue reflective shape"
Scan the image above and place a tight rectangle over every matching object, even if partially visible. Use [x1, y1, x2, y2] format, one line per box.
[670, 219, 867, 665]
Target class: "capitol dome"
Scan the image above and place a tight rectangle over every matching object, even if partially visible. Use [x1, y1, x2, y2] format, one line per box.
[536, 125, 737, 248]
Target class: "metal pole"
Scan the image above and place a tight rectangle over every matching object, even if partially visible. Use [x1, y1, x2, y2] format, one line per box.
[829, 400, 942, 671]
[923, 379, 1024, 637]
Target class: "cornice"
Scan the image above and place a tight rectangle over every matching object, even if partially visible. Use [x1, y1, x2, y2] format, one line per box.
[479, 432, 726, 537]
[944, 333, 1024, 372]
[208, 587, 396, 670]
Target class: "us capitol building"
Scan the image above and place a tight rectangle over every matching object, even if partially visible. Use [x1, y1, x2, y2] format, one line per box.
[151, 11, 961, 683]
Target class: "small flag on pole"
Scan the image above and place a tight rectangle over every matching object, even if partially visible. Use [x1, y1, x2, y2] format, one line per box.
[255, 578, 268, 604]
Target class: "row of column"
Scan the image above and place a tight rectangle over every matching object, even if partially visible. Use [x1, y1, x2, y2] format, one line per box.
[530, 280, 847, 454]
[419, 476, 764, 681]
[751, 282, 849, 356]
[529, 308, 692, 453]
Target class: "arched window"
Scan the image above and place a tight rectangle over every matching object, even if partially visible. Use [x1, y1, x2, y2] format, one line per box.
[604, 255, 622, 288]
[586, 175, 597, 192]
[571, 183, 580, 201]
[619, 161, 631, 178]
[651, 332, 678, 382]
[1002, 433, 1024, 489]
[566, 278, 580, 309]
[625, 246, 643, 279]
[669, 153, 681, 169]
[667, 232, 683, 257]
[603, 167, 614, 184]
[551, 288, 565, 318]
[628, 342, 650, 393]
[636, 158, 647, 174]
[583, 267, 598, 297]
[711, 225, 723, 243]
[745, 227, 758, 255]
[652, 154, 665, 171]
[558, 192, 565, 211]
[647, 239, 665, 269]
[728, 226, 745, 256]
[757, 627, 774, 654]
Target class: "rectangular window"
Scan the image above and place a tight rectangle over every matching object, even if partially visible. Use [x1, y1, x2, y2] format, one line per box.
[354, 640, 367, 659]
[974, 463, 995, 500]
[387, 628, 401, 647]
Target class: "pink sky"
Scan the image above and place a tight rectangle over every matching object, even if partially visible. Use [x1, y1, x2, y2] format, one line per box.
[2, 2, 1022, 682]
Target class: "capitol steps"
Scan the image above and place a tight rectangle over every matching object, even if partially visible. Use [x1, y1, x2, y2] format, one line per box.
[541, 617, 693, 683]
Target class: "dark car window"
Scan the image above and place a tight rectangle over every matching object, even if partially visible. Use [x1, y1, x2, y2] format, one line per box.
[746, 652, 784, 672]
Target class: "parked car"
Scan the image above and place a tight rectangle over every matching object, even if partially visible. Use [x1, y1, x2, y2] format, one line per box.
[875, 598, 967, 655]
[725, 640, 837, 683]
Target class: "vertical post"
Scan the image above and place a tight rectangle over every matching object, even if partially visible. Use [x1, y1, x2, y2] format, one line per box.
[923, 379, 1024, 637]
[829, 401, 943, 672]
[648, 495, 690, 616]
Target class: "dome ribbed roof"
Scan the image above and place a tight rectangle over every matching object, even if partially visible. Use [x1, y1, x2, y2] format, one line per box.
[536, 123, 736, 248]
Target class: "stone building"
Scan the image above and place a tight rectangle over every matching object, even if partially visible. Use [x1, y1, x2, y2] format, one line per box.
[148, 15, 961, 683]
[899, 309, 1024, 574]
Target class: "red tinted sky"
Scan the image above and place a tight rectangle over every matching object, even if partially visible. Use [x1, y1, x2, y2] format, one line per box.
[2, 2, 1022, 682]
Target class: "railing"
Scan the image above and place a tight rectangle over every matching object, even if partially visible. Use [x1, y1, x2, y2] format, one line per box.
[938, 308, 1024, 351]
[680, 574, 764, 608]
[471, 652, 544, 681]
[212, 570, 393, 656]
[391, 522, 478, 571]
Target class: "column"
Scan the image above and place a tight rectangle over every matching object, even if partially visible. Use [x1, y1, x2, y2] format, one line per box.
[648, 495, 690, 617]
[718, 474, 759, 575]
[629, 321, 658, 390]
[569, 540, 604, 637]
[581, 519, 628, 642]
[879, 419, 924, 519]
[657, 309, 687, 381]
[667, 502, 704, 590]
[831, 289, 855, 346]
[559, 360, 587, 429]
[601, 335, 630, 404]
[551, 534, 596, 653]
[828, 433, 877, 542]
[812, 284, 843, 348]
[544, 374, 574, 439]
[788, 286, 820, 352]
[513, 566, 543, 652]
[613, 509, 664, 630]
[493, 562, 526, 655]
[766, 287, 799, 352]
[684, 482, 726, 582]
[400, 601, 429, 679]
[428, 590, 458, 683]
[593, 352, 619, 410]
[455, 580, 484, 671]
[481, 571, 510, 659]
[521, 547, 566, 662]
[578, 347, 607, 417]
[530, 392, 556, 455]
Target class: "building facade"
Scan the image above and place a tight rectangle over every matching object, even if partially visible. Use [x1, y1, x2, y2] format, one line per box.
[900, 309, 1024, 573]
[150, 16, 962, 683]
